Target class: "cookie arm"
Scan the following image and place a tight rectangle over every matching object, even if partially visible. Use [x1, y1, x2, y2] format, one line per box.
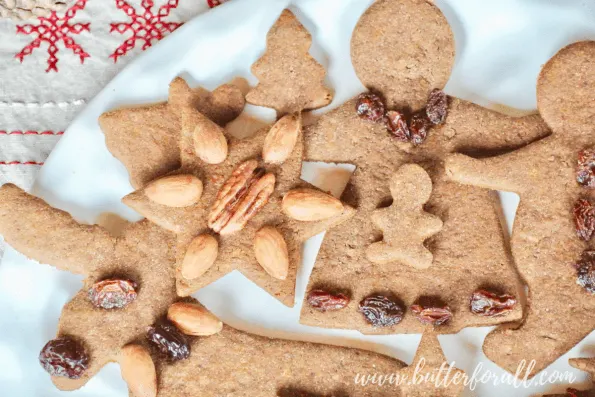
[0, 184, 116, 274]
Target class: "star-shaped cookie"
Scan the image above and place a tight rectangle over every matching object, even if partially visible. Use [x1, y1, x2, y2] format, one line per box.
[123, 78, 355, 306]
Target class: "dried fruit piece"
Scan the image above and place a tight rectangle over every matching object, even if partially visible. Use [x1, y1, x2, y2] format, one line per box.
[146, 323, 190, 361]
[145, 174, 203, 207]
[409, 112, 430, 145]
[577, 148, 595, 188]
[282, 188, 344, 221]
[425, 89, 448, 125]
[208, 160, 275, 234]
[470, 289, 517, 316]
[262, 113, 302, 164]
[358, 294, 404, 327]
[39, 337, 89, 379]
[254, 226, 290, 280]
[167, 302, 223, 336]
[575, 251, 595, 294]
[385, 110, 410, 142]
[88, 279, 137, 309]
[355, 92, 385, 123]
[410, 304, 452, 325]
[574, 198, 595, 241]
[307, 289, 350, 312]
[119, 344, 157, 397]
[181, 234, 218, 280]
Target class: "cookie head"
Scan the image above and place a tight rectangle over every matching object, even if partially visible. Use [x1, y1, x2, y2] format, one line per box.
[537, 41, 595, 136]
[351, 0, 455, 110]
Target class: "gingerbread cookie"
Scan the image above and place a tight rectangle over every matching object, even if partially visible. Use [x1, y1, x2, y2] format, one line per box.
[123, 77, 355, 306]
[99, 81, 244, 189]
[445, 41, 595, 377]
[300, 0, 551, 334]
[543, 358, 595, 397]
[246, 10, 333, 115]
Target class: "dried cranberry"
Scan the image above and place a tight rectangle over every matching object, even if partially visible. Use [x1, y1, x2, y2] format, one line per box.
[425, 89, 448, 125]
[39, 337, 89, 379]
[355, 92, 385, 123]
[147, 323, 190, 361]
[358, 294, 404, 327]
[574, 199, 595, 241]
[470, 290, 516, 316]
[89, 279, 137, 309]
[575, 251, 595, 294]
[307, 289, 350, 312]
[385, 110, 410, 142]
[577, 149, 595, 188]
[409, 112, 430, 145]
[410, 304, 452, 325]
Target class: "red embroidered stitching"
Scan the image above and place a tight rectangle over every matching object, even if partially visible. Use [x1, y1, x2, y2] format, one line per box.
[0, 131, 64, 135]
[0, 161, 44, 166]
[207, 0, 229, 7]
[109, 0, 182, 62]
[15, 0, 90, 73]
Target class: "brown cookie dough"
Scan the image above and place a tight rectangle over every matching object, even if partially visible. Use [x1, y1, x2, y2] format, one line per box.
[99, 82, 244, 189]
[123, 78, 355, 307]
[543, 358, 595, 397]
[445, 41, 595, 377]
[246, 10, 333, 115]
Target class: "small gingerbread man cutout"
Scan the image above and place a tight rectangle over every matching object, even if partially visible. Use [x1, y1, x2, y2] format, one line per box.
[366, 164, 443, 269]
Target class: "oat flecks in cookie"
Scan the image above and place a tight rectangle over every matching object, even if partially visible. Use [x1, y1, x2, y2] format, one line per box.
[395, 331, 465, 397]
[246, 9, 333, 114]
[445, 41, 595, 377]
[366, 164, 443, 269]
[123, 78, 355, 307]
[301, 0, 549, 336]
[99, 80, 244, 189]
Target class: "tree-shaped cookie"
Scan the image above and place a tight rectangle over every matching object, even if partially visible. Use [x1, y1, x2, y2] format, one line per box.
[300, 0, 550, 334]
[366, 164, 443, 269]
[445, 41, 595, 377]
[122, 77, 355, 306]
[543, 358, 595, 397]
[246, 10, 333, 115]
[0, 184, 406, 396]
[99, 81, 244, 189]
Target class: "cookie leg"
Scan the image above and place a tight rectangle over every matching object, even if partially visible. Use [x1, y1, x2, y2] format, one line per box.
[0, 184, 116, 274]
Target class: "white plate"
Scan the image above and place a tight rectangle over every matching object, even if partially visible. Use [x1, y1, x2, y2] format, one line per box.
[2, 0, 595, 396]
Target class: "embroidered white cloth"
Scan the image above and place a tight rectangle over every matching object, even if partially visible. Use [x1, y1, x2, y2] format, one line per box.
[0, 0, 225, 190]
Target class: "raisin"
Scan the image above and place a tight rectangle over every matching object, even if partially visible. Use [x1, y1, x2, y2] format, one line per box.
[88, 279, 137, 309]
[410, 304, 452, 325]
[574, 199, 595, 241]
[426, 89, 448, 125]
[470, 290, 516, 316]
[147, 322, 190, 361]
[575, 251, 595, 294]
[39, 337, 89, 379]
[577, 149, 595, 188]
[385, 110, 410, 142]
[307, 289, 350, 312]
[358, 294, 404, 327]
[409, 112, 430, 145]
[355, 92, 385, 123]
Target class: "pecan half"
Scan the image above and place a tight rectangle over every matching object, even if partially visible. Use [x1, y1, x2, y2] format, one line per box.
[208, 160, 275, 235]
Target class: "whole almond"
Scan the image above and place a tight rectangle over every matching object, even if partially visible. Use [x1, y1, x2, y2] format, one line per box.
[282, 188, 344, 221]
[119, 344, 157, 397]
[253, 226, 289, 280]
[193, 116, 228, 164]
[181, 234, 218, 280]
[145, 174, 202, 207]
[262, 113, 301, 164]
[167, 302, 223, 336]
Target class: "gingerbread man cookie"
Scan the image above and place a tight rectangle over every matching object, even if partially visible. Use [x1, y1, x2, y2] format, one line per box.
[300, 0, 550, 334]
[446, 41, 595, 377]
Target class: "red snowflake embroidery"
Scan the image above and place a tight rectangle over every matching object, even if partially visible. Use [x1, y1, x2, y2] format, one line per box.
[109, 0, 183, 62]
[207, 0, 229, 7]
[15, 0, 90, 73]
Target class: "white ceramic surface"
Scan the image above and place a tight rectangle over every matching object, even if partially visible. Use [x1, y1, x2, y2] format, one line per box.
[2, 0, 595, 396]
